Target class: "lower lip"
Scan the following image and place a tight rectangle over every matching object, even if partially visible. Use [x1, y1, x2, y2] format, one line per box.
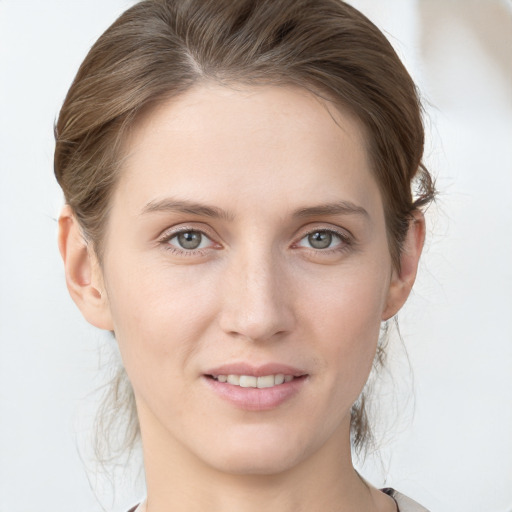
[203, 376, 307, 411]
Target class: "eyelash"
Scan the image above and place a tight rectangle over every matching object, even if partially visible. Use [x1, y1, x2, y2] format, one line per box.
[295, 227, 353, 255]
[158, 226, 218, 257]
[157, 226, 353, 257]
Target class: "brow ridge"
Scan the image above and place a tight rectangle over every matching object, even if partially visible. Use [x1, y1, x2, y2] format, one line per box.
[141, 198, 235, 221]
[292, 201, 369, 219]
[141, 198, 368, 221]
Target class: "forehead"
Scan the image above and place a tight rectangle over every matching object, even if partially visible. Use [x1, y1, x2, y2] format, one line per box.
[115, 83, 382, 220]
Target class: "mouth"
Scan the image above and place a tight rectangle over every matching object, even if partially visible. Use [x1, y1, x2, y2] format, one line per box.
[206, 373, 305, 388]
[202, 364, 308, 411]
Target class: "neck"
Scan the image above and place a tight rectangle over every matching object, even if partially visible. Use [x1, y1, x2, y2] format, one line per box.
[138, 406, 385, 512]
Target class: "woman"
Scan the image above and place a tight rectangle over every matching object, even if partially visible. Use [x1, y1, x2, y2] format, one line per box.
[55, 0, 435, 510]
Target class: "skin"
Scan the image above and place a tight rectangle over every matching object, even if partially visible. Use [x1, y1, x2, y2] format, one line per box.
[59, 84, 424, 512]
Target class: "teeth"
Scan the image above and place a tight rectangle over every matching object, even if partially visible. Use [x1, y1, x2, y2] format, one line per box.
[274, 374, 285, 385]
[256, 375, 275, 388]
[214, 373, 296, 388]
[227, 375, 240, 385]
[239, 375, 257, 387]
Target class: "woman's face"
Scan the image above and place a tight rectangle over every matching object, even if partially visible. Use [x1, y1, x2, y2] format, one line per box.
[94, 84, 407, 474]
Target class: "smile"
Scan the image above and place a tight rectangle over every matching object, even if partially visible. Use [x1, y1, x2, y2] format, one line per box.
[204, 367, 308, 410]
[211, 374, 295, 388]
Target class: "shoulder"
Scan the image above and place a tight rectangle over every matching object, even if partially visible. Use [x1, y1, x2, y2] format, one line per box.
[381, 488, 431, 512]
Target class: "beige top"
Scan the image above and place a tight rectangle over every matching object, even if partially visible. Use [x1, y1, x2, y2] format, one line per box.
[130, 489, 429, 512]
[383, 488, 430, 511]
[131, 502, 146, 512]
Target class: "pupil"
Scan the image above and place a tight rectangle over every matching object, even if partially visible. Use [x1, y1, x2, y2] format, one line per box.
[308, 231, 332, 249]
[178, 231, 201, 249]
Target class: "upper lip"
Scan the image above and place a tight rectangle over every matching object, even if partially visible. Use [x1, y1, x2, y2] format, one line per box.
[204, 362, 307, 377]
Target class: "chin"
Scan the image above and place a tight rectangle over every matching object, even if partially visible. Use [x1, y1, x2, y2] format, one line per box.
[196, 427, 312, 476]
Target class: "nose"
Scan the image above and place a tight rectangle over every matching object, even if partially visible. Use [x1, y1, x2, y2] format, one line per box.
[218, 247, 296, 343]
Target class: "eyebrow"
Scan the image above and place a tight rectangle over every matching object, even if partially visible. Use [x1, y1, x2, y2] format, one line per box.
[141, 198, 235, 221]
[292, 201, 369, 219]
[141, 198, 369, 221]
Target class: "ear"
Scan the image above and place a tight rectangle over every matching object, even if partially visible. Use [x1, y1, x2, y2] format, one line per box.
[58, 205, 114, 330]
[382, 210, 425, 320]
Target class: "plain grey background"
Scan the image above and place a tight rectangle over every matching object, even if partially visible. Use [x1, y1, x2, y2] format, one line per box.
[1, 1, 511, 511]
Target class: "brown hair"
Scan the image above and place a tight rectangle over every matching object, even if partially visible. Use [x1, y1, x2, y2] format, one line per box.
[55, 0, 435, 460]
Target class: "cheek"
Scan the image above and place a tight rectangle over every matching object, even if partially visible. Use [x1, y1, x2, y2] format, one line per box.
[102, 258, 226, 427]
[103, 255, 219, 375]
[300, 260, 390, 385]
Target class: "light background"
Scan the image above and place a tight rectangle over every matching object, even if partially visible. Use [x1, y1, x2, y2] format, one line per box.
[0, 1, 511, 511]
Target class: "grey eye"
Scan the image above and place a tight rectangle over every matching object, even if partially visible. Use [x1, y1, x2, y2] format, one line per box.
[297, 230, 344, 251]
[307, 231, 333, 249]
[176, 231, 203, 250]
[165, 229, 216, 253]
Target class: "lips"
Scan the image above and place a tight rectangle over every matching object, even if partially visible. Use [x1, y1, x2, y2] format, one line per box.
[203, 363, 308, 411]
[204, 362, 307, 378]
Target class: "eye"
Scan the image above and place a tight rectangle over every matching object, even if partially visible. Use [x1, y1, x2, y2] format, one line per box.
[166, 230, 214, 251]
[297, 230, 345, 250]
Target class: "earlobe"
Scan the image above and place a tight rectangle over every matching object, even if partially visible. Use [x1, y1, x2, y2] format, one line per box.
[382, 210, 425, 320]
[58, 205, 114, 330]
